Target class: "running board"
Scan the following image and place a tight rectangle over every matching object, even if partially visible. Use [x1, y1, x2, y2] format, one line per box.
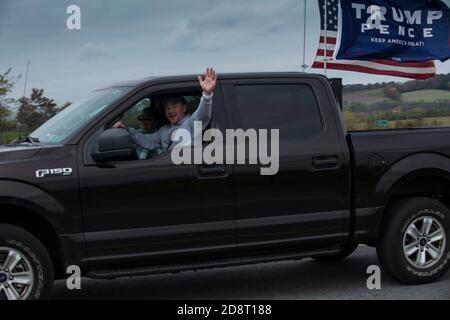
[86, 247, 340, 280]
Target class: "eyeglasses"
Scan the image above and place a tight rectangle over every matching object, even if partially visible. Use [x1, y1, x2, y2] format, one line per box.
[138, 116, 152, 121]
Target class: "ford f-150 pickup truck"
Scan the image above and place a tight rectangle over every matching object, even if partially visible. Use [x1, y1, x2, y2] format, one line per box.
[0, 72, 449, 300]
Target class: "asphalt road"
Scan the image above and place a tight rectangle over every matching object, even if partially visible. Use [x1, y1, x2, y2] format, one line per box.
[52, 246, 450, 300]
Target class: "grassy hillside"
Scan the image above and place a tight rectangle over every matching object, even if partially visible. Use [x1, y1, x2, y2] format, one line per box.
[344, 88, 450, 106]
[343, 87, 450, 131]
[343, 88, 390, 105]
[401, 90, 450, 103]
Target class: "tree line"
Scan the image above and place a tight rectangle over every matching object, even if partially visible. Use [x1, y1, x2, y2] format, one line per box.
[0, 69, 70, 142]
[343, 73, 450, 94]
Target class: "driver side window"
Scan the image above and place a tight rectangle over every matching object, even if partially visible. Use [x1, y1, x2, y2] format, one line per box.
[85, 89, 221, 166]
[113, 91, 213, 162]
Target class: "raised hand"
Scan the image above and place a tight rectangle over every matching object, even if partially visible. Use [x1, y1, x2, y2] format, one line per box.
[198, 67, 217, 96]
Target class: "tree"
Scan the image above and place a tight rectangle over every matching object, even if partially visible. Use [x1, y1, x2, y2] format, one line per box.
[0, 106, 13, 131]
[0, 68, 15, 101]
[16, 88, 60, 132]
[0, 68, 19, 131]
[384, 84, 401, 101]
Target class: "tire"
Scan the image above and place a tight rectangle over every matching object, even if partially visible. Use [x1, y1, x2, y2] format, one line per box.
[0, 224, 54, 300]
[377, 197, 450, 285]
[314, 243, 359, 261]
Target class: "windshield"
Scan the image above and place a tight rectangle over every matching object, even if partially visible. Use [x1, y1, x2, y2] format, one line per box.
[30, 87, 132, 144]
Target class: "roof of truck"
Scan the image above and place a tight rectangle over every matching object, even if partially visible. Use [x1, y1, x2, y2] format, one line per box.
[107, 72, 327, 88]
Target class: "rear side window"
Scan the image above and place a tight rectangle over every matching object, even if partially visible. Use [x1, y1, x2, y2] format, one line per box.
[235, 84, 323, 139]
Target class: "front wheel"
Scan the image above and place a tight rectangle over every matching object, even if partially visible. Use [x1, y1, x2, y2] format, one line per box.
[0, 224, 54, 300]
[377, 197, 450, 284]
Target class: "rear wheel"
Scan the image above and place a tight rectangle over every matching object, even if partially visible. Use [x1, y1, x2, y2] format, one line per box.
[377, 197, 450, 284]
[0, 224, 54, 300]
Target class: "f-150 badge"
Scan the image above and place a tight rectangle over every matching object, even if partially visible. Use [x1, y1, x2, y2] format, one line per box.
[36, 168, 73, 178]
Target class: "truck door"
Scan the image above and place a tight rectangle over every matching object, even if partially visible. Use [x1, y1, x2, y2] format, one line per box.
[221, 77, 350, 251]
[77, 82, 236, 268]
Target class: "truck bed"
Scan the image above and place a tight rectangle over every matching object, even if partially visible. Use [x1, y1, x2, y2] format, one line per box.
[349, 127, 450, 209]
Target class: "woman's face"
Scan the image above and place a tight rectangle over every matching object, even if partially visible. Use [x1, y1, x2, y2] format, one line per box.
[139, 113, 160, 133]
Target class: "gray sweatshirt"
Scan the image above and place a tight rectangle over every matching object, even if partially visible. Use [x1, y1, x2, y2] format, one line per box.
[128, 93, 213, 152]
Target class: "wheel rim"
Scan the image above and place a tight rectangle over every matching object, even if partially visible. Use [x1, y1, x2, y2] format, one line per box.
[0, 247, 35, 300]
[403, 216, 447, 270]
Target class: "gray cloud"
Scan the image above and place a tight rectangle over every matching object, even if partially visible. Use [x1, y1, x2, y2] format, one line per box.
[79, 42, 112, 61]
[0, 0, 448, 105]
[165, 0, 302, 52]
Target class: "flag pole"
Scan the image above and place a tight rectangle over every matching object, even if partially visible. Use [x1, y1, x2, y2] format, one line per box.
[324, 0, 328, 76]
[301, 0, 308, 72]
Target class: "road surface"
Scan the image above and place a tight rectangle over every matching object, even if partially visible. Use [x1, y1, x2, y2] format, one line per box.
[52, 246, 450, 300]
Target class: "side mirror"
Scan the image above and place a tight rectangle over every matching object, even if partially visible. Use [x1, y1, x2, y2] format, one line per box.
[91, 128, 136, 163]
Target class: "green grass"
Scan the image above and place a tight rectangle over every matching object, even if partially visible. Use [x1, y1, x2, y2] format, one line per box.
[0, 131, 22, 144]
[376, 116, 450, 129]
[401, 90, 450, 103]
[343, 88, 389, 105]
[344, 115, 450, 131]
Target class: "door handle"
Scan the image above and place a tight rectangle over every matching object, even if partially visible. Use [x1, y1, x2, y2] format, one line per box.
[197, 165, 227, 177]
[312, 156, 339, 169]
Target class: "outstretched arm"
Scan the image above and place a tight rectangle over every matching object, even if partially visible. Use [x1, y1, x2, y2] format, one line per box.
[128, 128, 162, 151]
[113, 121, 162, 150]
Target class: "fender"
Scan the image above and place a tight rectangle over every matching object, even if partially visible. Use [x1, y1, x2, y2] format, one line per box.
[374, 152, 450, 205]
[0, 179, 65, 233]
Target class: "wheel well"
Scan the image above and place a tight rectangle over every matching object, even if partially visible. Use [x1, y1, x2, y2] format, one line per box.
[387, 173, 450, 208]
[377, 173, 450, 242]
[0, 204, 65, 279]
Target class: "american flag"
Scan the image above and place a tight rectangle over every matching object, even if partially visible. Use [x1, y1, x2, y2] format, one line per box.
[311, 0, 436, 80]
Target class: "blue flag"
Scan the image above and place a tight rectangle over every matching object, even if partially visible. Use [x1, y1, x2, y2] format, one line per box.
[336, 0, 450, 62]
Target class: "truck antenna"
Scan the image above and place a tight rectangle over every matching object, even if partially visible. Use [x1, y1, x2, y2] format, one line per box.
[23, 59, 30, 97]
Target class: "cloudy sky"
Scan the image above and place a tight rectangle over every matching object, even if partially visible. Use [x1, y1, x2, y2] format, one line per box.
[1, 0, 449, 104]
